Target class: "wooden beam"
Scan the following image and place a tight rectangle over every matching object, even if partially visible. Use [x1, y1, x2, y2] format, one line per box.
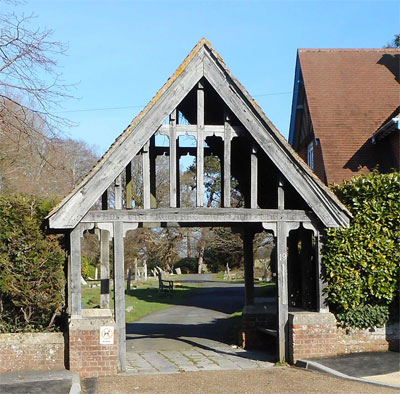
[276, 221, 288, 362]
[243, 228, 255, 305]
[278, 178, 285, 210]
[150, 136, 157, 208]
[223, 110, 231, 208]
[70, 225, 82, 317]
[169, 110, 177, 207]
[82, 208, 314, 224]
[196, 81, 204, 207]
[102, 190, 108, 210]
[115, 175, 122, 210]
[158, 124, 243, 139]
[142, 142, 151, 209]
[250, 146, 258, 209]
[126, 162, 132, 209]
[113, 221, 126, 372]
[100, 229, 110, 309]
[316, 231, 329, 312]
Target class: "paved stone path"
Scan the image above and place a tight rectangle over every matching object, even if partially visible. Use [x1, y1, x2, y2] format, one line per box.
[124, 347, 274, 375]
[124, 274, 275, 375]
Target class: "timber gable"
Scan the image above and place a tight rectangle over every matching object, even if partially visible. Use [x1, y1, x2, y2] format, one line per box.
[47, 39, 350, 230]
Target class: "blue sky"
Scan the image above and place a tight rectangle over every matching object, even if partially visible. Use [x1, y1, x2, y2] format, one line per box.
[5, 0, 399, 156]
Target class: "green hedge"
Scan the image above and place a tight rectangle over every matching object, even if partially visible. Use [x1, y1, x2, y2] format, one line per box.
[0, 194, 65, 332]
[323, 171, 400, 328]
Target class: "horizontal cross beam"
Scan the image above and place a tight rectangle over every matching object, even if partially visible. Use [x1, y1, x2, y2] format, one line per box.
[82, 208, 314, 224]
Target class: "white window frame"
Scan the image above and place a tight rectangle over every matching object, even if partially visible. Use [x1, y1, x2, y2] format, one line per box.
[307, 142, 314, 170]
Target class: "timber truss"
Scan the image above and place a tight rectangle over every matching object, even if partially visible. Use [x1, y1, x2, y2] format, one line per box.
[46, 39, 351, 372]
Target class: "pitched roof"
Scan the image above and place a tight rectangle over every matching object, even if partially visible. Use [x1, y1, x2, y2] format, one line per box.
[47, 39, 351, 229]
[296, 48, 400, 184]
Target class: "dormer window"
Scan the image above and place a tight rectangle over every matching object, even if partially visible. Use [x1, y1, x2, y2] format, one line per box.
[307, 142, 314, 170]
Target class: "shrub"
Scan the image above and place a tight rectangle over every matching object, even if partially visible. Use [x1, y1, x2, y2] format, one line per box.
[175, 257, 198, 274]
[0, 194, 65, 332]
[336, 305, 390, 329]
[323, 171, 400, 327]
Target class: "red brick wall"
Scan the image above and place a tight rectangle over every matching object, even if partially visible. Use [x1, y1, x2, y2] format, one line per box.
[0, 333, 65, 372]
[289, 312, 337, 363]
[68, 316, 118, 378]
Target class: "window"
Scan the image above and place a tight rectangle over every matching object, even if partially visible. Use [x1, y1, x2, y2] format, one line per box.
[307, 142, 314, 170]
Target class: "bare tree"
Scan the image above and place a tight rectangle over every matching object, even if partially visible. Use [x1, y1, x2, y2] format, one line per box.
[0, 5, 73, 151]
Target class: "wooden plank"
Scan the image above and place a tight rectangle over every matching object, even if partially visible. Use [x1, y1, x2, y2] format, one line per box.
[243, 228, 254, 305]
[250, 147, 258, 209]
[100, 229, 110, 309]
[278, 178, 285, 210]
[316, 230, 329, 312]
[142, 142, 151, 209]
[150, 136, 157, 208]
[202, 52, 348, 228]
[126, 162, 132, 209]
[113, 221, 126, 372]
[276, 221, 288, 362]
[169, 110, 177, 208]
[70, 225, 82, 317]
[115, 175, 122, 210]
[49, 48, 206, 229]
[82, 208, 314, 224]
[223, 110, 231, 208]
[102, 190, 108, 210]
[158, 124, 243, 139]
[196, 81, 204, 207]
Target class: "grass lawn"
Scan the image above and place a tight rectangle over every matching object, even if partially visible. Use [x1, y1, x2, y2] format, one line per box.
[81, 278, 201, 323]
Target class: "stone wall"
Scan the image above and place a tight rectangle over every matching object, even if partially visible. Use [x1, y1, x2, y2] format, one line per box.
[0, 332, 65, 372]
[337, 322, 400, 354]
[68, 310, 118, 378]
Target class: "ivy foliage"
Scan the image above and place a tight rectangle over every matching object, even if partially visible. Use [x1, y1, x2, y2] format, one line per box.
[323, 171, 400, 327]
[0, 194, 65, 332]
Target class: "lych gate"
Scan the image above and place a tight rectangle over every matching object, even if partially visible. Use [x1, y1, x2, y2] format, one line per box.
[47, 39, 350, 377]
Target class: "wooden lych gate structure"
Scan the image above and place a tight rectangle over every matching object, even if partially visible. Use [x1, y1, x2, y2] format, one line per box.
[47, 39, 351, 373]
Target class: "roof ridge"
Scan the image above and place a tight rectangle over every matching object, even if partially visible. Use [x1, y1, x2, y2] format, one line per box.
[298, 48, 400, 52]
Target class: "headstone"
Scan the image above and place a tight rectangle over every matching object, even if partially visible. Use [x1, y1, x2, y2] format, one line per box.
[143, 260, 147, 281]
[175, 267, 182, 275]
[224, 263, 230, 280]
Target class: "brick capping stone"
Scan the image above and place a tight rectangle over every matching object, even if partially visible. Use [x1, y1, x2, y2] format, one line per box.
[0, 332, 65, 372]
[68, 308, 118, 378]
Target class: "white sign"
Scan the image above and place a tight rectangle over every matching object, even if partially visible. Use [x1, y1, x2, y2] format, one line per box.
[100, 326, 114, 345]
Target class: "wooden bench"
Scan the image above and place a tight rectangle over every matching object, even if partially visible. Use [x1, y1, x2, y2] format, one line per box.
[158, 271, 173, 294]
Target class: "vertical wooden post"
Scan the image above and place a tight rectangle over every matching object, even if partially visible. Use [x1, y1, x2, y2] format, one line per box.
[223, 110, 231, 208]
[102, 190, 108, 210]
[70, 225, 82, 317]
[278, 177, 285, 210]
[142, 142, 151, 209]
[169, 110, 177, 208]
[113, 221, 126, 372]
[126, 162, 132, 209]
[276, 222, 289, 362]
[316, 231, 329, 312]
[150, 136, 157, 208]
[243, 228, 255, 305]
[100, 230, 110, 309]
[196, 81, 204, 207]
[115, 175, 122, 210]
[250, 146, 258, 209]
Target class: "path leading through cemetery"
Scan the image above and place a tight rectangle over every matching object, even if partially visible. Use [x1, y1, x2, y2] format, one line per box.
[124, 274, 275, 374]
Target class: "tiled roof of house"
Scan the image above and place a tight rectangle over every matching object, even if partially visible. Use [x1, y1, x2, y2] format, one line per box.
[298, 48, 400, 184]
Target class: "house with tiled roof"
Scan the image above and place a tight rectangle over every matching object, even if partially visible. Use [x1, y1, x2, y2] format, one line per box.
[288, 48, 400, 185]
